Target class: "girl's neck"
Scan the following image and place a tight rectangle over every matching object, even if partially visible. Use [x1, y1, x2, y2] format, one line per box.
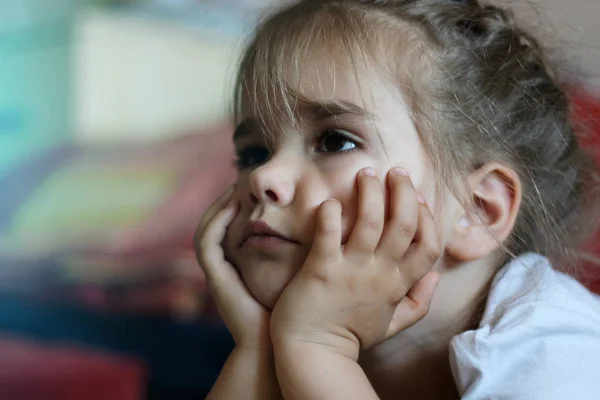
[359, 256, 498, 399]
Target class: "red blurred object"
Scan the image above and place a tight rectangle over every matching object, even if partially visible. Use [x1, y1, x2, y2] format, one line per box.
[571, 87, 600, 160]
[570, 86, 600, 294]
[0, 337, 146, 400]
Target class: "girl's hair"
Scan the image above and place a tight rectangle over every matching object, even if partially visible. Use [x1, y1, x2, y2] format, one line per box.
[234, 0, 600, 272]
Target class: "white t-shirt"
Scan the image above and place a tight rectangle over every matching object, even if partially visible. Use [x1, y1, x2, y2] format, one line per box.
[450, 253, 600, 399]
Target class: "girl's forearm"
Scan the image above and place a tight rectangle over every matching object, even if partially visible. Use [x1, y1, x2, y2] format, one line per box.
[274, 342, 380, 400]
[207, 347, 282, 400]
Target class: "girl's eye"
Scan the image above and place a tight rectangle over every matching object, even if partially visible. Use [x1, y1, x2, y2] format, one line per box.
[316, 130, 358, 153]
[235, 146, 271, 169]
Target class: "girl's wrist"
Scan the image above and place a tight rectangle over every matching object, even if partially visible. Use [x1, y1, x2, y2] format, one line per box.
[233, 330, 275, 353]
[230, 346, 276, 370]
[234, 341, 274, 355]
[272, 334, 360, 363]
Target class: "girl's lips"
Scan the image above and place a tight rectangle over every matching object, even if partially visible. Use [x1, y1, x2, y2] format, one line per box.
[239, 220, 299, 248]
[242, 235, 297, 249]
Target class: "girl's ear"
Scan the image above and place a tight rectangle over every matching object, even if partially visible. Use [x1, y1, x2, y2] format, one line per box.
[446, 163, 522, 262]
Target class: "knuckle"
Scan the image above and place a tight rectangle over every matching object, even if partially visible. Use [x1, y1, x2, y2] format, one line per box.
[310, 268, 332, 285]
[361, 210, 383, 230]
[394, 219, 417, 237]
[393, 217, 416, 237]
[318, 220, 338, 236]
[414, 301, 430, 319]
[198, 238, 214, 258]
[312, 248, 336, 264]
[423, 239, 442, 263]
[365, 218, 383, 231]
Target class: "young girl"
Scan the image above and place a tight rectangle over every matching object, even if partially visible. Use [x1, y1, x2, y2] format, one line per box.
[195, 0, 600, 398]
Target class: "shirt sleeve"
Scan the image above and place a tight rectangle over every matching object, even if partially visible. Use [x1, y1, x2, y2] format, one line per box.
[449, 298, 600, 399]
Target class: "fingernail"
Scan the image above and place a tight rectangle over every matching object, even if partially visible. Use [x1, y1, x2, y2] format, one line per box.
[417, 195, 426, 204]
[391, 167, 408, 176]
[361, 167, 376, 177]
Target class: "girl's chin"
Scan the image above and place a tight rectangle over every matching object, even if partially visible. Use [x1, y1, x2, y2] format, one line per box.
[242, 269, 297, 310]
[249, 283, 285, 311]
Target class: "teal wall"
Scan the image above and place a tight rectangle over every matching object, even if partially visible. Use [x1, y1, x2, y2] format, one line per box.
[0, 1, 76, 175]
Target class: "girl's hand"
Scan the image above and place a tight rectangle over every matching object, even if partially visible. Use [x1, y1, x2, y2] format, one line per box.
[270, 168, 442, 360]
[194, 186, 271, 351]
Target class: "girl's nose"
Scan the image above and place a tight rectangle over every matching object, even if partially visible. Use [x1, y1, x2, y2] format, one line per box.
[247, 157, 297, 207]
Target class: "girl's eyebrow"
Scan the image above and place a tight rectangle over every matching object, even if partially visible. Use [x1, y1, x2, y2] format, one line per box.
[233, 100, 377, 141]
[298, 100, 378, 122]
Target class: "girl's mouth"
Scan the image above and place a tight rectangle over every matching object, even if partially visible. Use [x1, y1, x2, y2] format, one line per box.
[239, 220, 300, 249]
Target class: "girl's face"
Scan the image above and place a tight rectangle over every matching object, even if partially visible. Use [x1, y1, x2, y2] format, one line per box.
[225, 57, 453, 309]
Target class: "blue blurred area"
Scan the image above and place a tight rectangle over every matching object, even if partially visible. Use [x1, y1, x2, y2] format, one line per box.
[111, 1, 259, 39]
[0, 0, 78, 175]
[0, 294, 234, 397]
[0, 0, 262, 176]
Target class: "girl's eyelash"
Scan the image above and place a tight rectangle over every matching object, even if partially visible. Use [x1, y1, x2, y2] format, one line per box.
[232, 129, 362, 170]
[233, 145, 271, 170]
[316, 129, 363, 153]
[232, 156, 243, 169]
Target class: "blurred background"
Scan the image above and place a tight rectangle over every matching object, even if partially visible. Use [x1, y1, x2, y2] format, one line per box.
[0, 0, 599, 399]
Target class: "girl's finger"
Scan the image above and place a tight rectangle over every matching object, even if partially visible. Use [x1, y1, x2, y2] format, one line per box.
[196, 203, 238, 284]
[376, 168, 418, 263]
[345, 169, 385, 254]
[401, 199, 442, 284]
[195, 203, 263, 334]
[385, 271, 440, 338]
[308, 199, 342, 262]
[195, 185, 236, 239]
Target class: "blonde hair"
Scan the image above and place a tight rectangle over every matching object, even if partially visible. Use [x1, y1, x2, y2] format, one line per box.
[233, 0, 599, 272]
